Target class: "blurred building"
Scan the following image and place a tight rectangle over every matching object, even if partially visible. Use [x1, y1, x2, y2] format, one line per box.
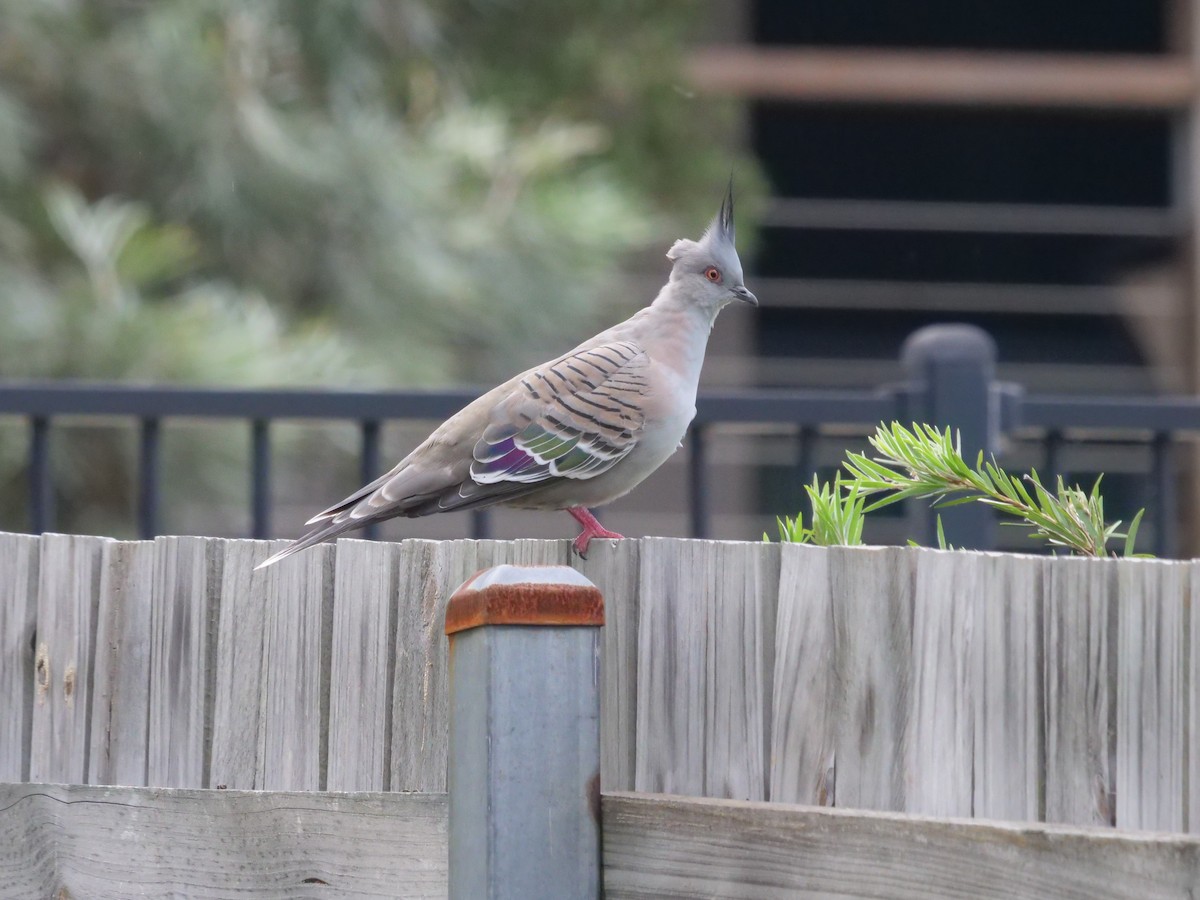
[697, 0, 1195, 396]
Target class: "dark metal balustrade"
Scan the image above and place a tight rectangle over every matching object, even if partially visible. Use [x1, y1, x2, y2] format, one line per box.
[1, 325, 1194, 556]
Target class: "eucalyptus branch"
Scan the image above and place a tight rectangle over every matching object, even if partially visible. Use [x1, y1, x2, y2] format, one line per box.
[842, 422, 1145, 557]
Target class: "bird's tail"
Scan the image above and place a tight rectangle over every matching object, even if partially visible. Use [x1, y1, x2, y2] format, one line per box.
[255, 477, 542, 571]
[254, 515, 369, 570]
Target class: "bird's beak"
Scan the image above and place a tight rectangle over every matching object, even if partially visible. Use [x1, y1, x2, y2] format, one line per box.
[731, 285, 758, 306]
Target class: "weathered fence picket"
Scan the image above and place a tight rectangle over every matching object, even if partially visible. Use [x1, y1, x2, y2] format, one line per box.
[972, 551, 1042, 822]
[1043, 556, 1116, 826]
[89, 539, 155, 787]
[209, 538, 267, 789]
[769, 542, 835, 806]
[826, 544, 913, 812]
[706, 539, 778, 801]
[635, 538, 712, 796]
[390, 539, 454, 793]
[0, 535, 36, 782]
[1192, 563, 1200, 836]
[575, 538, 641, 792]
[0, 532, 38, 782]
[1116, 558, 1188, 832]
[260, 541, 335, 791]
[147, 535, 223, 788]
[1190, 564, 1200, 840]
[634, 538, 778, 800]
[769, 544, 917, 810]
[30, 533, 109, 784]
[327, 539, 401, 792]
[908, 550, 976, 817]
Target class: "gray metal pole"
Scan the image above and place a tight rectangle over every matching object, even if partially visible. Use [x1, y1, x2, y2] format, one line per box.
[901, 324, 999, 550]
[446, 564, 604, 900]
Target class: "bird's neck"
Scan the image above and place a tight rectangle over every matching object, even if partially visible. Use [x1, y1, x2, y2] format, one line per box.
[643, 285, 717, 385]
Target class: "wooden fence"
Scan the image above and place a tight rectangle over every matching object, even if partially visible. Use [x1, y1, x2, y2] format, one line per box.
[3, 530, 1200, 897]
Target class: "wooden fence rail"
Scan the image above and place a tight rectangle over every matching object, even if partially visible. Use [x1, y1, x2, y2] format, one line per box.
[2, 530, 1199, 832]
[601, 792, 1200, 900]
[3, 784, 1198, 900]
[0, 783, 448, 899]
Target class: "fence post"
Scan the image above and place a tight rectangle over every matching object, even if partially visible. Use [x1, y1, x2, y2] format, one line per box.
[446, 564, 604, 900]
[901, 324, 999, 550]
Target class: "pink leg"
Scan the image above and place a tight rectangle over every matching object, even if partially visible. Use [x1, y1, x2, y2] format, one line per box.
[567, 506, 624, 558]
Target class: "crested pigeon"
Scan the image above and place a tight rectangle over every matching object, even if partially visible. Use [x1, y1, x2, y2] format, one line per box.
[257, 185, 756, 568]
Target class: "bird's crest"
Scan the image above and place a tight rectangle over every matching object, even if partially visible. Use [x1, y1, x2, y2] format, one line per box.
[706, 177, 735, 247]
[668, 179, 735, 262]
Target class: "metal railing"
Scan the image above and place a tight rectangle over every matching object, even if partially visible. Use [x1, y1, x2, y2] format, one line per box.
[1, 324, 1196, 556]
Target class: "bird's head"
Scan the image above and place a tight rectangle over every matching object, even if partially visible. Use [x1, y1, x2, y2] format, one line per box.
[665, 181, 757, 311]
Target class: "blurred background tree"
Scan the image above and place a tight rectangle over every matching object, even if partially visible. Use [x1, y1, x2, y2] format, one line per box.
[0, 0, 751, 534]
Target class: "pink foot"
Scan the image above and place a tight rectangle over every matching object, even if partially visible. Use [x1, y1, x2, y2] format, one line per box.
[567, 506, 624, 558]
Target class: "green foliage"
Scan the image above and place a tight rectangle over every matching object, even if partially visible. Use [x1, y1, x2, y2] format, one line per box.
[842, 422, 1147, 557]
[0, 0, 750, 385]
[767, 423, 1149, 557]
[0, 1, 752, 535]
[764, 474, 866, 547]
[1, 185, 364, 384]
[431, 0, 753, 223]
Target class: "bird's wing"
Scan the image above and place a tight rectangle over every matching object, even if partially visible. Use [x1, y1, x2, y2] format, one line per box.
[469, 339, 649, 486]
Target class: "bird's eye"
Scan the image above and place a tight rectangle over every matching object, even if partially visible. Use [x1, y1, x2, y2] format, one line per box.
[704, 266, 722, 283]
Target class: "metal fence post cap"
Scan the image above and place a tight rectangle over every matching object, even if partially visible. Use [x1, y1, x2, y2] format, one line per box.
[901, 323, 997, 373]
[444, 564, 604, 635]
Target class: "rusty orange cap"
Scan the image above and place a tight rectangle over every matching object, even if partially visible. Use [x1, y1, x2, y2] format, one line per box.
[444, 564, 604, 634]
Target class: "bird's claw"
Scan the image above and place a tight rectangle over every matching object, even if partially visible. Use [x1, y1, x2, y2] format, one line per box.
[567, 506, 624, 560]
[571, 532, 623, 559]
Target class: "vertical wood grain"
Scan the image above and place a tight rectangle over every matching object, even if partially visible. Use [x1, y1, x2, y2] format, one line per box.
[29, 533, 109, 784]
[1115, 558, 1187, 832]
[146, 536, 224, 788]
[907, 549, 976, 817]
[208, 539, 272, 789]
[574, 539, 642, 792]
[1044, 556, 1116, 826]
[769, 543, 834, 805]
[490, 538, 572, 568]
[623, 536, 783, 804]
[972, 552, 1043, 822]
[326, 539, 400, 792]
[635, 538, 715, 796]
[258, 542, 335, 791]
[1191, 558, 1200, 835]
[0, 533, 39, 782]
[705, 540, 779, 800]
[390, 539, 472, 793]
[828, 545, 914, 812]
[88, 540, 155, 786]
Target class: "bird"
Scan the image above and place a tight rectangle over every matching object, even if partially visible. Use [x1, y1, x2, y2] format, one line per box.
[257, 183, 756, 569]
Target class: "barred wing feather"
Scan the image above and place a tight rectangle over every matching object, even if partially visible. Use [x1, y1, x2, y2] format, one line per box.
[470, 340, 648, 486]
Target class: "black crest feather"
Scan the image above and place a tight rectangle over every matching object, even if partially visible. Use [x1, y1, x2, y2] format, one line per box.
[719, 176, 735, 242]
[703, 176, 735, 247]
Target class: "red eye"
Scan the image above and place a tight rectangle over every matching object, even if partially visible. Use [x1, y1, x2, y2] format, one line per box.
[704, 266, 722, 283]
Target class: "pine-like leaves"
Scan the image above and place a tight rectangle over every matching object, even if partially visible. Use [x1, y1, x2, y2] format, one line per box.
[766, 422, 1148, 556]
[765, 473, 866, 547]
[841, 422, 1146, 557]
